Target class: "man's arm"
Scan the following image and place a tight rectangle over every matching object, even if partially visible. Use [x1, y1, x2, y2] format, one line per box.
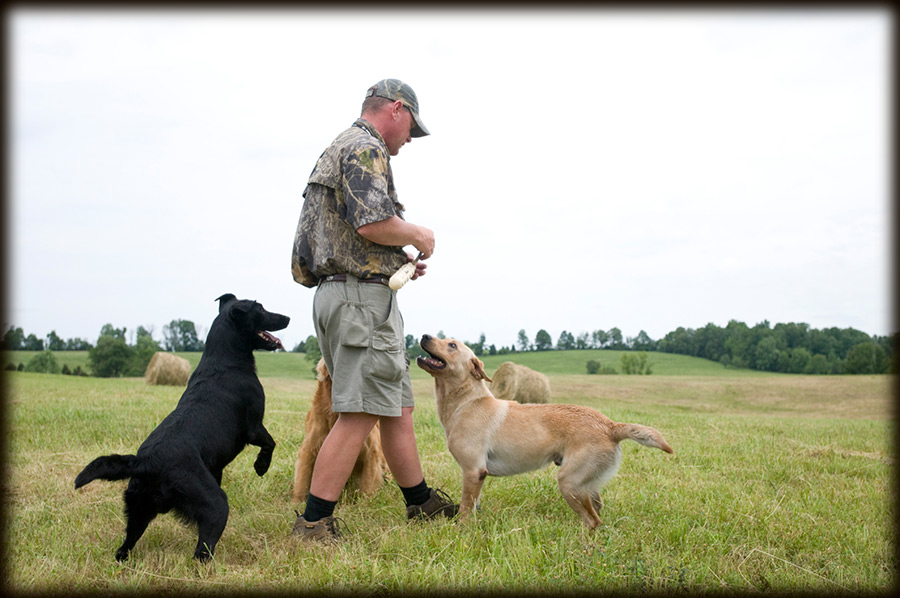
[357, 216, 435, 259]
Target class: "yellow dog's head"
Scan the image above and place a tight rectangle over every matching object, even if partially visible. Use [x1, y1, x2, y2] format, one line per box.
[417, 334, 492, 383]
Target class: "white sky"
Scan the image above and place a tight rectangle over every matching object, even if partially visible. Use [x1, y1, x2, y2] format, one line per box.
[6, 8, 893, 351]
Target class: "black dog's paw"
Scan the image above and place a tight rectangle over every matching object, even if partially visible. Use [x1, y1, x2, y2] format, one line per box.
[254, 453, 271, 476]
[115, 548, 129, 562]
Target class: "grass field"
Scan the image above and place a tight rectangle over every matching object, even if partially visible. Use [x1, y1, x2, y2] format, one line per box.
[2, 350, 895, 594]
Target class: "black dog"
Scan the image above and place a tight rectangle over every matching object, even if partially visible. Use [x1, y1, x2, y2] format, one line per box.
[74, 294, 289, 562]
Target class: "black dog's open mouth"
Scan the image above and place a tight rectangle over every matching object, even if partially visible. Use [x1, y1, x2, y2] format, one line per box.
[416, 348, 446, 371]
[257, 331, 284, 351]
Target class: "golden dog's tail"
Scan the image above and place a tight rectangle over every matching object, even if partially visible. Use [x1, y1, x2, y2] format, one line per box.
[612, 423, 674, 454]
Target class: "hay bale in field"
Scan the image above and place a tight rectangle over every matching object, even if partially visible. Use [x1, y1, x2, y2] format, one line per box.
[490, 361, 551, 404]
[144, 352, 191, 386]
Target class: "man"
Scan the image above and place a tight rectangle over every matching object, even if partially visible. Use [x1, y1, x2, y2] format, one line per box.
[290, 79, 458, 542]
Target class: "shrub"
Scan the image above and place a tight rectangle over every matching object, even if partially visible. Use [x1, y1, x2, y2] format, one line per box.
[25, 350, 60, 374]
[586, 359, 617, 375]
[621, 351, 653, 375]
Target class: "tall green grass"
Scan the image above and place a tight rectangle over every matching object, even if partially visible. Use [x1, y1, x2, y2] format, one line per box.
[3, 365, 894, 594]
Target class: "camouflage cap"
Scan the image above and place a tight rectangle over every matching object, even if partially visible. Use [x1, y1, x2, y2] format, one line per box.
[366, 79, 430, 137]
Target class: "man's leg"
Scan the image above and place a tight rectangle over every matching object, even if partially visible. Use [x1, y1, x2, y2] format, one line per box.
[380, 406, 459, 519]
[308, 412, 379, 501]
[292, 412, 377, 541]
[378, 406, 425, 488]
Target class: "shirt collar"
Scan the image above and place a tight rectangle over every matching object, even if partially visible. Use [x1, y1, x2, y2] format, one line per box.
[353, 118, 387, 148]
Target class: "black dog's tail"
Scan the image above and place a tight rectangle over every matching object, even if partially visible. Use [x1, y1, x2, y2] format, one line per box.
[74, 454, 140, 489]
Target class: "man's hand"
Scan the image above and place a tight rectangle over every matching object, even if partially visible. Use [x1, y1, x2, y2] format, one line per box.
[408, 252, 428, 280]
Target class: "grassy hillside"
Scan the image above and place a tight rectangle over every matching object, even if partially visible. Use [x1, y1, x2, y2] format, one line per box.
[4, 348, 766, 380]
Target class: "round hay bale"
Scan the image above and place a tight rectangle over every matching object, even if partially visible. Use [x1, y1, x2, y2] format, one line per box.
[144, 351, 192, 386]
[490, 361, 551, 404]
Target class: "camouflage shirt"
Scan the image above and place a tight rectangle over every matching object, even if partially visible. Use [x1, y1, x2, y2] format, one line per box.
[291, 118, 409, 288]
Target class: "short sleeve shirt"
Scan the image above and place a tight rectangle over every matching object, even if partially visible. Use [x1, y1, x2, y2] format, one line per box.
[291, 119, 408, 287]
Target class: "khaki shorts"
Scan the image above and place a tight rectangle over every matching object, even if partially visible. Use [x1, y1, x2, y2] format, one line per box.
[313, 274, 414, 416]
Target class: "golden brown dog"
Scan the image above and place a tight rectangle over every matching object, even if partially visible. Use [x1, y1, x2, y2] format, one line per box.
[416, 335, 674, 528]
[291, 358, 388, 503]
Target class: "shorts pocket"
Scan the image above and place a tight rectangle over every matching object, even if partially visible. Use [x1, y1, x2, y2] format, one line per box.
[338, 300, 370, 348]
[367, 296, 405, 383]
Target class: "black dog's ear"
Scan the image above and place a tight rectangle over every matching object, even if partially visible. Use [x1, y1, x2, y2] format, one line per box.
[216, 294, 237, 313]
[229, 300, 256, 320]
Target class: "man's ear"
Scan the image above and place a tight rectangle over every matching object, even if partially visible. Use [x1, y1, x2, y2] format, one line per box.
[470, 358, 492, 383]
[392, 100, 405, 119]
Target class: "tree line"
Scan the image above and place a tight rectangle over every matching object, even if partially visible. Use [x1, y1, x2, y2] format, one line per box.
[444, 322, 893, 375]
[656, 320, 895, 374]
[6, 318, 896, 377]
[4, 320, 205, 378]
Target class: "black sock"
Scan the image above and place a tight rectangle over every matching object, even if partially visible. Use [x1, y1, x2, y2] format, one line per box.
[302, 493, 337, 522]
[399, 478, 431, 507]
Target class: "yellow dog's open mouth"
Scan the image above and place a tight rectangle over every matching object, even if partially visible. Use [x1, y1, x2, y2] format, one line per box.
[416, 349, 446, 371]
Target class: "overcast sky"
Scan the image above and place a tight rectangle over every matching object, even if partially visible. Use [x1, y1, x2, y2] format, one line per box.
[6, 8, 892, 352]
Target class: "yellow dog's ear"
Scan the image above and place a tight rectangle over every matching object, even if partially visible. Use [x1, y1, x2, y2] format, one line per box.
[470, 358, 492, 383]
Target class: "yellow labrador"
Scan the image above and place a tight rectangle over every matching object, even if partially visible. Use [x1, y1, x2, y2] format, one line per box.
[416, 335, 674, 528]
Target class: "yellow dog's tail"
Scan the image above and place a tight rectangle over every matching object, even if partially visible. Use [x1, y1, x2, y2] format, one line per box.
[612, 423, 674, 454]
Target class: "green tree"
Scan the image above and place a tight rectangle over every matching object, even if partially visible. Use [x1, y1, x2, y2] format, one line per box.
[517, 330, 530, 352]
[575, 332, 590, 350]
[100, 324, 127, 340]
[630, 330, 656, 351]
[130, 327, 162, 376]
[4, 326, 24, 350]
[23, 333, 44, 351]
[89, 334, 132, 377]
[65, 337, 92, 350]
[804, 353, 833, 374]
[470, 333, 486, 357]
[45, 330, 65, 351]
[591, 329, 609, 349]
[534, 329, 553, 351]
[163, 320, 203, 352]
[696, 323, 726, 362]
[557, 331, 575, 350]
[844, 342, 889, 374]
[724, 320, 752, 368]
[304, 335, 322, 375]
[754, 336, 786, 372]
[607, 327, 625, 350]
[787, 347, 812, 374]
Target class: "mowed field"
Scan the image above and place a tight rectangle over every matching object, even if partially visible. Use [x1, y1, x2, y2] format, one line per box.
[2, 350, 895, 594]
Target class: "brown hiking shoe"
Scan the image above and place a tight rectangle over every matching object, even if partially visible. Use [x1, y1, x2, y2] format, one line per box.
[290, 511, 343, 543]
[406, 488, 459, 520]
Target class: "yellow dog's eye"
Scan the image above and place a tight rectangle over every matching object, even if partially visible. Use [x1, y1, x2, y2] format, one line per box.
[449, 343, 457, 350]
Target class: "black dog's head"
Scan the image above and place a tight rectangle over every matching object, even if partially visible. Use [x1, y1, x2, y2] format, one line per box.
[213, 293, 290, 352]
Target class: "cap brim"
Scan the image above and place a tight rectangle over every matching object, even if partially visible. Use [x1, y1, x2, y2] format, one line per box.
[410, 111, 430, 137]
